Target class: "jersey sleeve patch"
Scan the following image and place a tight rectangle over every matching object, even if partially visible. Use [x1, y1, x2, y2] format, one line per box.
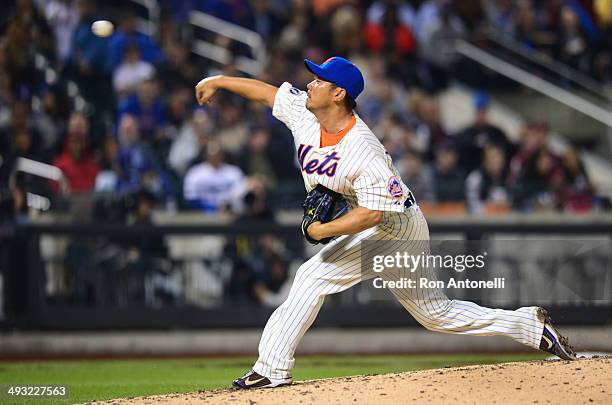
[387, 176, 404, 198]
[272, 82, 308, 134]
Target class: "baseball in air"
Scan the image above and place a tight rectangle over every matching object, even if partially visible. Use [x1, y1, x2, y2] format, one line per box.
[91, 20, 114, 37]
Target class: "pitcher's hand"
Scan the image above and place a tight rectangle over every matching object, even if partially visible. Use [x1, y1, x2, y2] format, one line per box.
[195, 75, 222, 105]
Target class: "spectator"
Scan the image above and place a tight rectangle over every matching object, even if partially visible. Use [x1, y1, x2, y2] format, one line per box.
[432, 140, 465, 202]
[513, 148, 564, 211]
[560, 147, 594, 212]
[514, 0, 551, 51]
[237, 127, 277, 186]
[252, 251, 290, 307]
[69, 0, 114, 129]
[168, 108, 213, 176]
[415, 0, 464, 46]
[364, 3, 417, 87]
[456, 92, 515, 173]
[508, 121, 561, 186]
[465, 143, 510, 213]
[554, 5, 592, 72]
[69, 0, 110, 72]
[94, 135, 121, 192]
[595, 0, 612, 28]
[593, 0, 612, 83]
[31, 85, 70, 155]
[0, 101, 46, 161]
[377, 117, 414, 162]
[276, 1, 311, 56]
[592, 50, 612, 84]
[9, 127, 43, 161]
[224, 178, 278, 304]
[0, 183, 28, 224]
[359, 77, 409, 126]
[116, 113, 158, 194]
[311, 0, 347, 18]
[121, 190, 168, 306]
[329, 5, 362, 55]
[0, 68, 13, 127]
[366, 0, 415, 29]
[154, 86, 192, 168]
[0, 0, 606, 223]
[112, 42, 155, 98]
[165, 87, 192, 131]
[200, 0, 254, 28]
[4, 0, 52, 95]
[17, 0, 55, 59]
[183, 142, 246, 214]
[92, 135, 137, 223]
[483, 0, 516, 35]
[53, 112, 99, 193]
[399, 149, 434, 202]
[41, 0, 80, 65]
[453, 0, 485, 31]
[238, 177, 274, 222]
[419, 2, 465, 88]
[224, 255, 256, 303]
[107, 8, 165, 69]
[250, 0, 283, 41]
[117, 78, 167, 141]
[157, 39, 201, 92]
[413, 95, 450, 160]
[215, 100, 249, 154]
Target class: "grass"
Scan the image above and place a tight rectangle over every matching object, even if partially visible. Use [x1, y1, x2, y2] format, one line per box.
[0, 353, 547, 404]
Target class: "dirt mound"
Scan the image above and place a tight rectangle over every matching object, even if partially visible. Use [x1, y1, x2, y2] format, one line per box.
[96, 358, 611, 404]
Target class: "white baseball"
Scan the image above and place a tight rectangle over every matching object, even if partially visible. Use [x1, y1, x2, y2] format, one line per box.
[91, 20, 114, 37]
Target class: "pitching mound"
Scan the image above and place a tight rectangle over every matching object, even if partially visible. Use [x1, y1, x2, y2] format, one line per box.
[96, 357, 611, 404]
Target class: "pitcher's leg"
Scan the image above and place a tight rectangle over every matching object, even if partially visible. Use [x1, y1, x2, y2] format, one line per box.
[253, 229, 377, 380]
[391, 287, 545, 348]
[383, 209, 545, 349]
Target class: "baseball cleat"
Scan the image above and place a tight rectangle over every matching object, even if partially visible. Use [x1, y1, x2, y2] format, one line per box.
[232, 370, 292, 389]
[537, 308, 577, 361]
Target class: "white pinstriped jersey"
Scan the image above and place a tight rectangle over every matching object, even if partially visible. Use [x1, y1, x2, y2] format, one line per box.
[273, 82, 412, 215]
[252, 82, 547, 382]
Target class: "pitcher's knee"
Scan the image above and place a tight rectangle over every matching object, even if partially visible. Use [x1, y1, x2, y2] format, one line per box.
[415, 300, 454, 331]
[285, 268, 325, 301]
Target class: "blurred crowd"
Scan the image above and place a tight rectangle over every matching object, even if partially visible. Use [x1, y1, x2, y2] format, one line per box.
[0, 0, 610, 228]
[486, 0, 612, 82]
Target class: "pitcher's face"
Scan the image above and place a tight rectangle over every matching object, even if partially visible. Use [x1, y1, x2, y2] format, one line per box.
[306, 76, 336, 111]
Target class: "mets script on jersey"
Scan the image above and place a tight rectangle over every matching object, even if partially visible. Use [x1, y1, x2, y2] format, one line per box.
[273, 82, 409, 216]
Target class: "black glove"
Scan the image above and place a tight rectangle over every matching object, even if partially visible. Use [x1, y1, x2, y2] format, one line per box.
[301, 185, 349, 245]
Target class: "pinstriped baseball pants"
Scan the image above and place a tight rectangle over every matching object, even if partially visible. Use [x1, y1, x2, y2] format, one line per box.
[253, 206, 546, 380]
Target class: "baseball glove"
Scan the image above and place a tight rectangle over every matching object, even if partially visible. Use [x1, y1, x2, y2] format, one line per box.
[301, 184, 349, 245]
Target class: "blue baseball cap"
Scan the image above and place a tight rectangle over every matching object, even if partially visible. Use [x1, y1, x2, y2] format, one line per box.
[474, 91, 490, 110]
[304, 56, 365, 100]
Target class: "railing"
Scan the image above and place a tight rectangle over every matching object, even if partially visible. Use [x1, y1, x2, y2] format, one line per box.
[1, 219, 611, 330]
[481, 27, 610, 101]
[454, 39, 612, 128]
[128, 0, 160, 38]
[189, 11, 266, 76]
[9, 157, 70, 197]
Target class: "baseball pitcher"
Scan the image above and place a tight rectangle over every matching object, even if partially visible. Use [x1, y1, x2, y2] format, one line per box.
[194, 57, 576, 389]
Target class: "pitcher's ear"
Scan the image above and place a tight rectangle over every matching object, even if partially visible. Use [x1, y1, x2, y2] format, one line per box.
[335, 87, 346, 100]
